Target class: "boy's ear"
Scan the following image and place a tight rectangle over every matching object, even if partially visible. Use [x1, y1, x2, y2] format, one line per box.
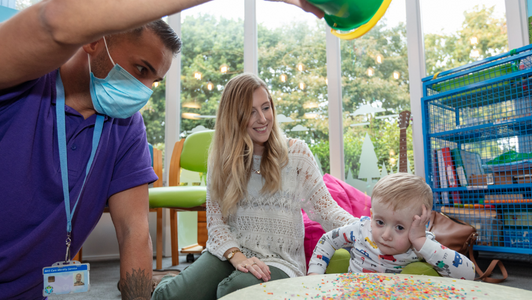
[370, 208, 373, 218]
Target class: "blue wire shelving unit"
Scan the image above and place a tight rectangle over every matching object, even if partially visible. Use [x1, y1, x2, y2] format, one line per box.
[422, 44, 532, 255]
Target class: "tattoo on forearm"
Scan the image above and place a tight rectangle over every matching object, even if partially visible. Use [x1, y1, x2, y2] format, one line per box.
[119, 268, 151, 300]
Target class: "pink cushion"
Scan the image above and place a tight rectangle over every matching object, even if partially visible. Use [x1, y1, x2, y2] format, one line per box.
[303, 173, 372, 268]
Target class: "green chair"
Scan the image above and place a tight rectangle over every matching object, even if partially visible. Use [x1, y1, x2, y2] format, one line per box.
[325, 249, 351, 274]
[325, 249, 441, 277]
[149, 130, 214, 269]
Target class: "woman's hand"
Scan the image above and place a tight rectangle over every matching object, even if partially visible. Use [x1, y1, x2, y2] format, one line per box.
[409, 205, 430, 252]
[231, 254, 271, 282]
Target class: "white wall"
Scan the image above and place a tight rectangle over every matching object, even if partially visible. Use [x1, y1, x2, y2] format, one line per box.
[82, 210, 199, 261]
[81, 211, 157, 261]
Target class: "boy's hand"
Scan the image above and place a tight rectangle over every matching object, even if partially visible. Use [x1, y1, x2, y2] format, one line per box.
[308, 272, 320, 276]
[409, 205, 430, 252]
[269, 1, 325, 19]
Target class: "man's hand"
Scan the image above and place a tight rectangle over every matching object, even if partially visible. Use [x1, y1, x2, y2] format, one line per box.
[409, 205, 430, 252]
[270, 0, 325, 19]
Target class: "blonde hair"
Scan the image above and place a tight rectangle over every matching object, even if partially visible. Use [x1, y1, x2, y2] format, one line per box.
[209, 73, 289, 217]
[371, 173, 433, 211]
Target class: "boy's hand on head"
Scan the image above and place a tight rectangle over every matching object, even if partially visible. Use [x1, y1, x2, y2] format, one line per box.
[409, 205, 430, 252]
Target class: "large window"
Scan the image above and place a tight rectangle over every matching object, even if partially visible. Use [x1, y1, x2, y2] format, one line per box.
[257, 1, 330, 173]
[341, 0, 411, 195]
[176, 0, 244, 247]
[421, 0, 508, 75]
[180, 1, 244, 137]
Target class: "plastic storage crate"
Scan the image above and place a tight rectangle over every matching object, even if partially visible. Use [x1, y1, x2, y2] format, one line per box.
[421, 44, 532, 255]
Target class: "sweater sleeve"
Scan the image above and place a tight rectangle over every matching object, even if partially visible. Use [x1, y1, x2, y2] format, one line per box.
[417, 232, 476, 280]
[205, 171, 240, 260]
[292, 140, 357, 231]
[308, 221, 361, 274]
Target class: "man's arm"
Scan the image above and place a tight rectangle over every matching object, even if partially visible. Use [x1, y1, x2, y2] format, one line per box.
[108, 184, 153, 300]
[0, 0, 210, 89]
[0, 0, 322, 90]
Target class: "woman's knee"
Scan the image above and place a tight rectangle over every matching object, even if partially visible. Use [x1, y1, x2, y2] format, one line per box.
[216, 271, 262, 298]
[151, 274, 179, 300]
[152, 252, 234, 300]
[216, 267, 289, 298]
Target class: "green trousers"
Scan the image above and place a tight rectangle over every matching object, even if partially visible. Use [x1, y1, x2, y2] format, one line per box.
[151, 251, 290, 300]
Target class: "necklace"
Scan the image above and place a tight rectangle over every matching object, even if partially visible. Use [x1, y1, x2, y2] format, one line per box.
[251, 168, 261, 175]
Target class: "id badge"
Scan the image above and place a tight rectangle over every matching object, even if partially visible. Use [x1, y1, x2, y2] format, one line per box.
[43, 261, 90, 296]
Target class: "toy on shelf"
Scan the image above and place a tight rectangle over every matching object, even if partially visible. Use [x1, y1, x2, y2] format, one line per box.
[308, 0, 392, 40]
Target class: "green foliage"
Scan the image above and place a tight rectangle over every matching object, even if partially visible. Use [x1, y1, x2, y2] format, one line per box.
[142, 79, 166, 146]
[258, 20, 328, 139]
[341, 22, 410, 112]
[308, 140, 330, 173]
[424, 5, 507, 75]
[529, 16, 532, 46]
[338, 20, 411, 177]
[180, 14, 245, 134]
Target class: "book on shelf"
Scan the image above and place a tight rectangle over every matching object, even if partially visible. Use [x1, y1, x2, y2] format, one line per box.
[461, 150, 484, 178]
[441, 147, 461, 204]
[450, 148, 468, 187]
[432, 149, 440, 203]
[450, 149, 484, 186]
[436, 149, 450, 204]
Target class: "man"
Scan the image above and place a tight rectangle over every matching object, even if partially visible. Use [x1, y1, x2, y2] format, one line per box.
[74, 273, 85, 286]
[0, 1, 322, 299]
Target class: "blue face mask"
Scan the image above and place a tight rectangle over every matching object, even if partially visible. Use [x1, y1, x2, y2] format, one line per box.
[88, 37, 153, 119]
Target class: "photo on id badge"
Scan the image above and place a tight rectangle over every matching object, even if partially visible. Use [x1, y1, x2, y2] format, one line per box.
[43, 262, 90, 296]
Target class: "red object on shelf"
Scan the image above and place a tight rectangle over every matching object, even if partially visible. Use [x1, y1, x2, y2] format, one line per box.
[441, 147, 461, 204]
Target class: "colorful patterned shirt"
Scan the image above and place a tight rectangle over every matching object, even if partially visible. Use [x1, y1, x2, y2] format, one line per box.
[308, 217, 475, 280]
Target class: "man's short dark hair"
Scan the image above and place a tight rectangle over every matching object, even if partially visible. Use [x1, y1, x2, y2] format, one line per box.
[109, 19, 181, 56]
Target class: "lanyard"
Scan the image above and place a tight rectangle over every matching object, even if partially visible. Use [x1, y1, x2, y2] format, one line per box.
[55, 72, 104, 262]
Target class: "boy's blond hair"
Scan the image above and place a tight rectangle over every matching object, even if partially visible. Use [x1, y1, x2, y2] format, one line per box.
[371, 173, 433, 211]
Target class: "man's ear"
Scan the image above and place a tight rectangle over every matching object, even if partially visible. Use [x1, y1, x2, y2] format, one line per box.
[82, 38, 104, 56]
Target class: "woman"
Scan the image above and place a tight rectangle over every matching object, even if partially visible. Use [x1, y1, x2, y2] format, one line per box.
[152, 73, 356, 300]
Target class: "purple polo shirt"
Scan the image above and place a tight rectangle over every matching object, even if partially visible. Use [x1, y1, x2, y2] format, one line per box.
[0, 70, 157, 299]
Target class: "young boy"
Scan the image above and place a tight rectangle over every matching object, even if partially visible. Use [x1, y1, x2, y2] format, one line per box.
[308, 173, 475, 280]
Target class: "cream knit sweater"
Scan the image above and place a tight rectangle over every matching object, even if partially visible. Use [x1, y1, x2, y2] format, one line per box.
[206, 139, 357, 277]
